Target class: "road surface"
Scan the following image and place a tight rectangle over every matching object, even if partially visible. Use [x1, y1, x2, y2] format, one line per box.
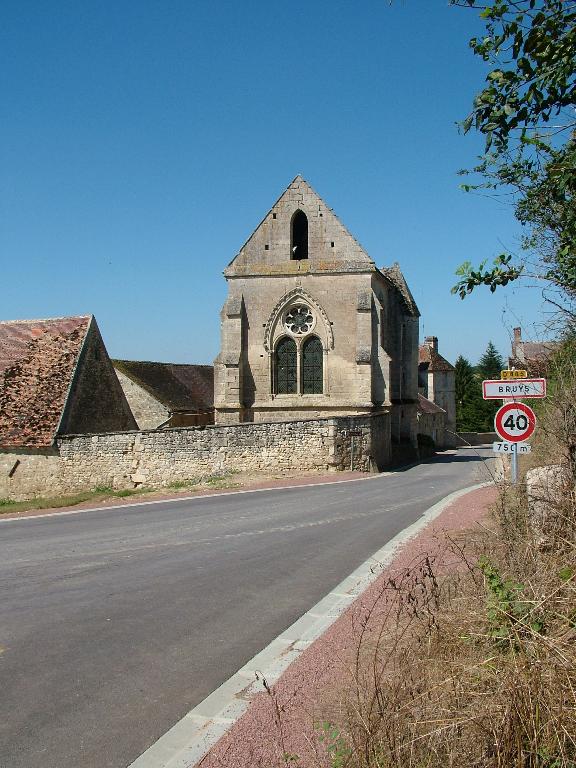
[0, 448, 492, 767]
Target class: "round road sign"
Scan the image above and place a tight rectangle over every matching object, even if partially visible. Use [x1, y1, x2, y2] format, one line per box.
[494, 402, 536, 443]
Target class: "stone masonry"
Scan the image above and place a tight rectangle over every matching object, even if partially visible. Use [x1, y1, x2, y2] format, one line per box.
[214, 176, 420, 456]
[1, 413, 390, 501]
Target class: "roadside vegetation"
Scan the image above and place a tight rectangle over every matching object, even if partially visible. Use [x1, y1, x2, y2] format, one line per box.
[0, 472, 240, 515]
[456, 341, 506, 432]
[302, 337, 576, 768]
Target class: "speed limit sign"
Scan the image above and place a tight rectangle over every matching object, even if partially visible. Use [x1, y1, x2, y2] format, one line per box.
[494, 402, 536, 443]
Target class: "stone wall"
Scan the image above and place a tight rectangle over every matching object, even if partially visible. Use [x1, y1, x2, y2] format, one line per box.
[417, 410, 446, 449]
[456, 432, 498, 446]
[1, 413, 391, 501]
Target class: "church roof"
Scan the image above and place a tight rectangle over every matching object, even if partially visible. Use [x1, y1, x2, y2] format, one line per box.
[113, 360, 214, 413]
[380, 263, 420, 317]
[0, 315, 92, 448]
[418, 344, 455, 372]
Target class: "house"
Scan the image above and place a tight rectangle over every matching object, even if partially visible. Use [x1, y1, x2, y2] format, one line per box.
[214, 175, 420, 456]
[417, 393, 447, 453]
[418, 336, 456, 448]
[509, 327, 557, 375]
[113, 360, 214, 429]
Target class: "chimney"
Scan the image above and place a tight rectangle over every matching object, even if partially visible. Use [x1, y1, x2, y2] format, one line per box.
[512, 327, 522, 357]
[424, 336, 438, 352]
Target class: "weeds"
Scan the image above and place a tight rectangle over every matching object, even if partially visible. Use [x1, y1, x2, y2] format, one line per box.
[0, 469, 243, 514]
[294, 340, 576, 767]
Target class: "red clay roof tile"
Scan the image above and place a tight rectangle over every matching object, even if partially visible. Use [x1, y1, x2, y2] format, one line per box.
[0, 316, 91, 449]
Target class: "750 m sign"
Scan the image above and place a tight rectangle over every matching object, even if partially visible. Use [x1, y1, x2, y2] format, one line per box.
[494, 402, 536, 443]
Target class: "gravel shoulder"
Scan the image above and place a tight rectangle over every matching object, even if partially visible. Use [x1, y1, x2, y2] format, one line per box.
[195, 483, 498, 768]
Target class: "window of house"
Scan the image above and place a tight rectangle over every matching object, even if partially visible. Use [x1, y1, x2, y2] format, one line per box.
[302, 336, 323, 394]
[275, 337, 297, 394]
[290, 210, 308, 260]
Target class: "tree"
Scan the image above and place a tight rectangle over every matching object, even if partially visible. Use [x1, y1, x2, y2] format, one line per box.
[475, 342, 505, 430]
[451, 0, 576, 318]
[477, 340, 504, 379]
[455, 345, 505, 431]
[455, 354, 481, 430]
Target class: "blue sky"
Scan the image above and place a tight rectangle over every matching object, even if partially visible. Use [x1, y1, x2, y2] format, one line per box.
[1, 1, 550, 366]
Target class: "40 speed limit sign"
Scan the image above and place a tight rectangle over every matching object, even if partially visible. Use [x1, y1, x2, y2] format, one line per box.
[494, 401, 536, 443]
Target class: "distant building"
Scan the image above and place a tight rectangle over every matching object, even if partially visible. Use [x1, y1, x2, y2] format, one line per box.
[417, 393, 447, 451]
[113, 360, 214, 429]
[0, 315, 136, 450]
[418, 336, 456, 448]
[509, 327, 557, 375]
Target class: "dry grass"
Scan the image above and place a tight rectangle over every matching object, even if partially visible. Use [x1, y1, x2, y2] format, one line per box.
[317, 346, 576, 768]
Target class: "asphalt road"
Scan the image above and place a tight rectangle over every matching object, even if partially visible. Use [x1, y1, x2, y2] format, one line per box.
[0, 448, 493, 768]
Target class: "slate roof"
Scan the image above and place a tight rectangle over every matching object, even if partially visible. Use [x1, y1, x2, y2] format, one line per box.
[417, 393, 446, 415]
[0, 315, 91, 448]
[418, 344, 455, 373]
[113, 360, 214, 413]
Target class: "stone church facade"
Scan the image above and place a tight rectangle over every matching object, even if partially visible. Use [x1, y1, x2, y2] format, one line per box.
[214, 176, 420, 452]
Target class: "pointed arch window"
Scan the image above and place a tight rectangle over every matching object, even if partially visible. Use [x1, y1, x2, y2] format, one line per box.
[290, 210, 308, 260]
[302, 336, 323, 394]
[275, 337, 297, 394]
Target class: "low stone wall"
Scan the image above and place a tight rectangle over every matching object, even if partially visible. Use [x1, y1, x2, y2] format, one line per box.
[1, 413, 392, 501]
[456, 432, 498, 446]
[0, 450, 61, 500]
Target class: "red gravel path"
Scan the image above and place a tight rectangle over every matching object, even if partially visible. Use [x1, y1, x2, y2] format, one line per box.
[198, 484, 498, 768]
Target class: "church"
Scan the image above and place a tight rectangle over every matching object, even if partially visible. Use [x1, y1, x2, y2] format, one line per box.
[214, 176, 420, 453]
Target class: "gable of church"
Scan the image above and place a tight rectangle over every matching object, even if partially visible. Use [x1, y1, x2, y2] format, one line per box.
[225, 175, 375, 277]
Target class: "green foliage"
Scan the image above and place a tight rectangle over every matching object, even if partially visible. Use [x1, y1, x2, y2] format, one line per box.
[457, 0, 575, 154]
[282, 753, 301, 765]
[317, 722, 352, 768]
[455, 344, 504, 431]
[479, 555, 546, 643]
[451, 0, 576, 311]
[477, 340, 504, 379]
[452, 254, 523, 299]
[455, 354, 482, 430]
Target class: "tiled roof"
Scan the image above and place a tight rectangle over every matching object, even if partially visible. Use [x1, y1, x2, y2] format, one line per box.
[417, 393, 446, 415]
[418, 344, 455, 372]
[113, 360, 214, 412]
[0, 316, 91, 448]
[518, 341, 556, 361]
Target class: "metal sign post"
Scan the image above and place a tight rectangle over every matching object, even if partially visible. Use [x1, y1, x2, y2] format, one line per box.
[511, 448, 519, 484]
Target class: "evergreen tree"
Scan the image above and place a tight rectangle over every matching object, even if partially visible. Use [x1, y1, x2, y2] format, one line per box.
[477, 341, 504, 380]
[455, 355, 480, 431]
[475, 341, 505, 430]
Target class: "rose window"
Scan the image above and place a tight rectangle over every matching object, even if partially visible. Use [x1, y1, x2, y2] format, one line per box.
[285, 305, 314, 335]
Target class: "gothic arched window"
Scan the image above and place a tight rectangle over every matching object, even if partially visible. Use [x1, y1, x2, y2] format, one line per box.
[290, 210, 308, 260]
[275, 337, 297, 394]
[302, 336, 323, 394]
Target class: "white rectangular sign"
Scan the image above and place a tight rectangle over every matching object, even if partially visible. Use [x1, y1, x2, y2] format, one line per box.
[493, 441, 532, 454]
[483, 378, 546, 399]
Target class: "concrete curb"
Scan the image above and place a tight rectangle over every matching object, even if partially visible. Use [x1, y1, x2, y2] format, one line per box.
[128, 480, 491, 768]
